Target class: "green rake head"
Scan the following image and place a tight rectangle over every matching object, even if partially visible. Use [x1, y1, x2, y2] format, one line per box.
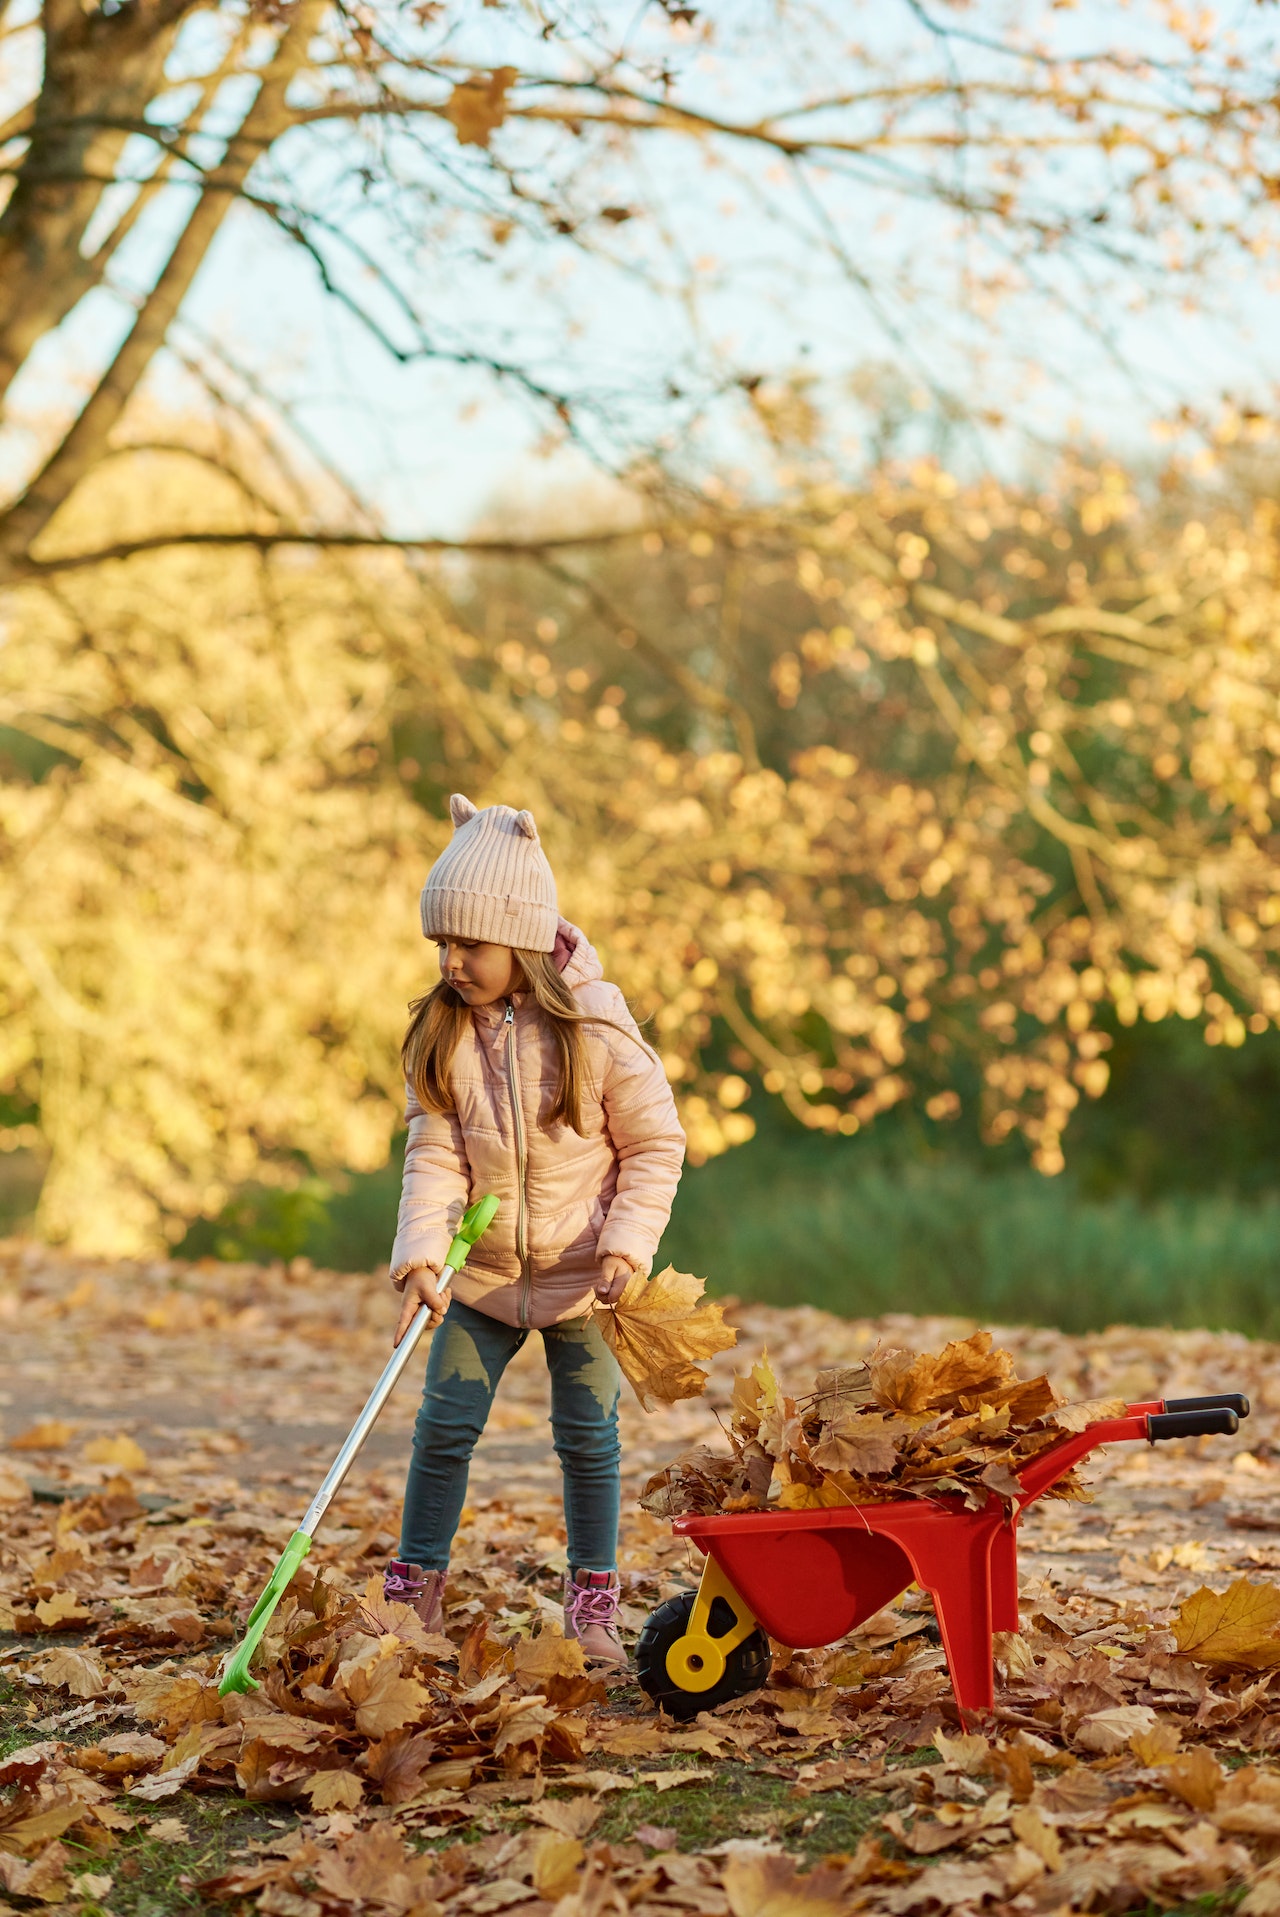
[218, 1529, 312, 1696]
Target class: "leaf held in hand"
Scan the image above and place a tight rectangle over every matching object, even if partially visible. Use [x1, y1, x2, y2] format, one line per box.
[594, 1266, 736, 1411]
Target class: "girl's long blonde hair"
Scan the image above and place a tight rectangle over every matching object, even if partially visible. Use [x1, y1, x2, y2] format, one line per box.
[402, 949, 645, 1137]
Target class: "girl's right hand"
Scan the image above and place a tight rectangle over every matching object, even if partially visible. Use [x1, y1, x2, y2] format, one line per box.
[392, 1266, 449, 1347]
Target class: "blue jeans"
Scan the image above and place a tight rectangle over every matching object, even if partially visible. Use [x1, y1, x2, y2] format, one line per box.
[399, 1296, 621, 1574]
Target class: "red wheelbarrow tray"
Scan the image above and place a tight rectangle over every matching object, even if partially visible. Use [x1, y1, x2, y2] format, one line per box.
[669, 1394, 1246, 1714]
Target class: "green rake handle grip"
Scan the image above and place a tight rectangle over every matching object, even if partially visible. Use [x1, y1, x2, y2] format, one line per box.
[218, 1194, 499, 1696]
[446, 1193, 499, 1274]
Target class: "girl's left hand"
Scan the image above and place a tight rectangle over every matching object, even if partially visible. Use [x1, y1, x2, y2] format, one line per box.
[594, 1256, 633, 1305]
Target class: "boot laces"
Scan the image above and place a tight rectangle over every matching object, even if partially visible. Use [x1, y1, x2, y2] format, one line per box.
[568, 1581, 619, 1629]
[384, 1565, 425, 1600]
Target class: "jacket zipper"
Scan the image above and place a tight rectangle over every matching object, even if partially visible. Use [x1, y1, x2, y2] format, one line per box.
[504, 1000, 532, 1327]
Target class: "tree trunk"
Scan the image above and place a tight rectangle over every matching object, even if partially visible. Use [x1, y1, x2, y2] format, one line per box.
[0, 0, 325, 579]
[0, 0, 198, 405]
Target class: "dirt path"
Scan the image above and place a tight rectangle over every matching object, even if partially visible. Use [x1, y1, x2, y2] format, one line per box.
[4, 1240, 1279, 1610]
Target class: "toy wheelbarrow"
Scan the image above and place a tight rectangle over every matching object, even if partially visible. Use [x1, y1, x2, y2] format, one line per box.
[636, 1392, 1248, 1719]
[218, 1195, 499, 1696]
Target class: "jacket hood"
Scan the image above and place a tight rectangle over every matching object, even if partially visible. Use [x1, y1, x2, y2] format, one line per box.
[555, 918, 603, 990]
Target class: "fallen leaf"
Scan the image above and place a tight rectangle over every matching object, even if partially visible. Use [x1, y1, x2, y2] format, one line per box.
[1010, 1804, 1062, 1870]
[72, 1871, 114, 1900]
[870, 1331, 1014, 1415]
[34, 1592, 93, 1629]
[348, 1658, 431, 1738]
[777, 1477, 853, 1510]
[82, 1432, 148, 1471]
[1241, 1858, 1280, 1916]
[312, 1822, 438, 1908]
[532, 1830, 584, 1899]
[933, 1731, 991, 1775]
[1164, 1748, 1225, 1811]
[1048, 1397, 1129, 1433]
[633, 1822, 678, 1850]
[145, 1818, 189, 1844]
[128, 1753, 201, 1800]
[722, 1850, 852, 1916]
[510, 1629, 589, 1687]
[0, 1463, 32, 1504]
[38, 1649, 108, 1698]
[1075, 1704, 1158, 1753]
[305, 1770, 364, 1811]
[362, 1730, 437, 1805]
[1132, 1721, 1183, 1765]
[636, 1767, 717, 1792]
[0, 1842, 70, 1901]
[1174, 1580, 1280, 1670]
[0, 1794, 81, 1853]
[528, 1798, 601, 1839]
[70, 1733, 166, 1779]
[8, 1421, 74, 1450]
[595, 1266, 737, 1411]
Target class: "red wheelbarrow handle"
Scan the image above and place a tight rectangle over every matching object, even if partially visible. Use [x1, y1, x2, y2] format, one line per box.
[1127, 1392, 1250, 1420]
[1015, 1404, 1239, 1507]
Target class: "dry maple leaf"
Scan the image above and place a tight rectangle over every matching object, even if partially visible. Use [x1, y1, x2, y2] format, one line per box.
[811, 1413, 910, 1476]
[305, 1770, 363, 1811]
[38, 1649, 109, 1698]
[532, 1829, 585, 1900]
[1173, 1579, 1280, 1670]
[722, 1849, 852, 1916]
[594, 1266, 737, 1411]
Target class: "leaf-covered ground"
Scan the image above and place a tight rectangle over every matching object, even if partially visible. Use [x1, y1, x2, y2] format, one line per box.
[5, 1241, 1280, 1915]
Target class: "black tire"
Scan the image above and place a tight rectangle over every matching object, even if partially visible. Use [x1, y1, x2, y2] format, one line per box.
[635, 1590, 772, 1720]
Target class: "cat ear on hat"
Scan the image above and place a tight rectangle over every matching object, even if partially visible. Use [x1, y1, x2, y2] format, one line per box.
[515, 809, 540, 842]
[449, 793, 478, 827]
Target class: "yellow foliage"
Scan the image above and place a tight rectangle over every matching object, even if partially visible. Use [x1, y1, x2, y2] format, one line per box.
[9, 447, 1280, 1248]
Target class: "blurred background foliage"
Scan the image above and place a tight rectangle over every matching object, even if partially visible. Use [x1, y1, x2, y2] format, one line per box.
[6, 416, 1280, 1332]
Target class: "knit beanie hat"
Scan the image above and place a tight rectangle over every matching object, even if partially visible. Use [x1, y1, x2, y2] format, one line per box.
[419, 794, 559, 953]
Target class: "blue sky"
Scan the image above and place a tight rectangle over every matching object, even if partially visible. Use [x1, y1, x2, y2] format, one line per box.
[3, 0, 1279, 536]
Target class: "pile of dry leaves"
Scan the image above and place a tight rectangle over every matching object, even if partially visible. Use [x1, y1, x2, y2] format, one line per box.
[7, 1240, 1280, 1914]
[641, 1330, 1123, 1518]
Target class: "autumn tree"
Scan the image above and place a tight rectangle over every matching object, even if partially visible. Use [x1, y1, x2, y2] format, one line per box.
[3, 1, 1280, 584]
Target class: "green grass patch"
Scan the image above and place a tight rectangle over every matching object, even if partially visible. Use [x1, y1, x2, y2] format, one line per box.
[589, 1757, 889, 1861]
[663, 1138, 1280, 1338]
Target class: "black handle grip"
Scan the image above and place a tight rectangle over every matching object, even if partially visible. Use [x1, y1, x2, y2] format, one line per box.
[1164, 1393, 1250, 1420]
[1148, 1408, 1239, 1441]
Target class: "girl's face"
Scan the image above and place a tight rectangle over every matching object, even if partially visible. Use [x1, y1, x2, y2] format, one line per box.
[434, 937, 521, 1006]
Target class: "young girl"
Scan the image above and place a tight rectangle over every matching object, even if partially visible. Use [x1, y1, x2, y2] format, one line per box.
[383, 795, 686, 1663]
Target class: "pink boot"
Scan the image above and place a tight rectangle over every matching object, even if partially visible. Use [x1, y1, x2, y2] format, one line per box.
[383, 1559, 446, 1633]
[564, 1569, 626, 1666]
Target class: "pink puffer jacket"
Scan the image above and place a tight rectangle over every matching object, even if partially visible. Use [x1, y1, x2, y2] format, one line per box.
[389, 921, 686, 1328]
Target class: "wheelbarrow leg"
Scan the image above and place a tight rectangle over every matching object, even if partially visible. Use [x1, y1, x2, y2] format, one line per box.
[896, 1515, 1002, 1713]
[989, 1520, 1020, 1635]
